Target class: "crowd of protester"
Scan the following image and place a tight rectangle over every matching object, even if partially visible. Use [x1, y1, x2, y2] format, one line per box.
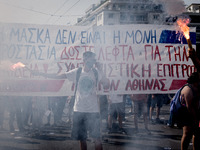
[0, 48, 199, 150]
[0, 90, 198, 150]
[0, 94, 171, 133]
[0, 96, 70, 133]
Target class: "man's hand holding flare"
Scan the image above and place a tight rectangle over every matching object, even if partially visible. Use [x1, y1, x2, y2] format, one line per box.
[187, 48, 200, 71]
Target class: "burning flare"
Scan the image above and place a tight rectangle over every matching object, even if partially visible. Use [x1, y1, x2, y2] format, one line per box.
[177, 18, 190, 39]
[11, 62, 25, 70]
[176, 18, 192, 49]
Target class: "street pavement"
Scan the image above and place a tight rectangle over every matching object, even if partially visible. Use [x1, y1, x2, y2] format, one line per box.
[0, 104, 193, 150]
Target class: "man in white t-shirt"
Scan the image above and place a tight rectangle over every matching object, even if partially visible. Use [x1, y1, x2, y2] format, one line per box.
[35, 51, 109, 150]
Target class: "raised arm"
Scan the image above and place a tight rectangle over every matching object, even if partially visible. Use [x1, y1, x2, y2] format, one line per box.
[32, 71, 67, 79]
[188, 48, 200, 72]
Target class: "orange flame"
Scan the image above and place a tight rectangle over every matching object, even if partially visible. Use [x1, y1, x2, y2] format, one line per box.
[11, 62, 25, 70]
[177, 18, 190, 39]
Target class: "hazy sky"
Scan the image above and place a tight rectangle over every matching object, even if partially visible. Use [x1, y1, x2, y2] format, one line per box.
[0, 0, 199, 25]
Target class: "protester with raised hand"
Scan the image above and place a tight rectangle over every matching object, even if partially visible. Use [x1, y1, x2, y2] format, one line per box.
[180, 72, 200, 150]
[33, 51, 109, 150]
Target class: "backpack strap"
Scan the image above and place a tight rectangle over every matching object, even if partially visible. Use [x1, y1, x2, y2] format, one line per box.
[75, 67, 82, 95]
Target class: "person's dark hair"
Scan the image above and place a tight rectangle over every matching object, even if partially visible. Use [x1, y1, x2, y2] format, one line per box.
[187, 72, 199, 84]
[83, 51, 96, 61]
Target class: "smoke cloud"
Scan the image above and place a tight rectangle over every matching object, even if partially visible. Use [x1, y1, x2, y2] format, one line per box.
[154, 0, 186, 16]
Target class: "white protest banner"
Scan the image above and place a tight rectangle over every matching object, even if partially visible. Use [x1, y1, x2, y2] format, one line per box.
[0, 23, 196, 96]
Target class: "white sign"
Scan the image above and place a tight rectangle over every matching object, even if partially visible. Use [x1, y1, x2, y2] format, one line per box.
[0, 23, 196, 96]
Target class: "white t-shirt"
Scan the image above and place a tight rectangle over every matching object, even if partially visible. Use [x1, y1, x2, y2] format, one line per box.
[109, 94, 123, 104]
[65, 68, 102, 113]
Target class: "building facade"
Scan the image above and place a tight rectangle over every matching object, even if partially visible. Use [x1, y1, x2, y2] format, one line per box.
[185, 4, 200, 51]
[76, 1, 200, 55]
[76, 0, 165, 26]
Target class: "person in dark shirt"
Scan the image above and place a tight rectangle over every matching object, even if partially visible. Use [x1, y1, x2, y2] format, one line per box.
[180, 72, 200, 150]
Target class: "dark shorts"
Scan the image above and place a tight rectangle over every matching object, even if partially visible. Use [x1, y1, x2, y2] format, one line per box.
[151, 97, 163, 108]
[71, 112, 101, 140]
[179, 108, 196, 127]
[174, 107, 197, 128]
[108, 102, 124, 115]
[133, 101, 147, 114]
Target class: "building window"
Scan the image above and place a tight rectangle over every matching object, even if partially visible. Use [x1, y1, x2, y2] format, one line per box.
[145, 5, 151, 10]
[141, 5, 145, 10]
[153, 14, 159, 20]
[154, 4, 162, 11]
[120, 4, 126, 10]
[108, 13, 114, 18]
[130, 15, 134, 21]
[120, 13, 126, 21]
[136, 15, 147, 21]
[113, 4, 116, 9]
[133, 5, 138, 10]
